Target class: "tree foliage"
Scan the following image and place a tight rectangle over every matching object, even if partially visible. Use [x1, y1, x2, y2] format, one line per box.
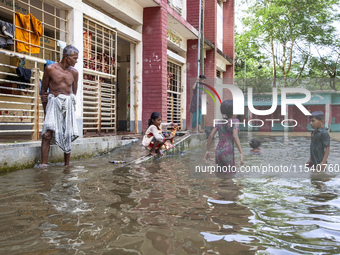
[237, 0, 340, 89]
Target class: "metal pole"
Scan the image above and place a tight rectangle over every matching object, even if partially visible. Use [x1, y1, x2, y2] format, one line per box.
[196, 0, 202, 133]
[201, 0, 205, 76]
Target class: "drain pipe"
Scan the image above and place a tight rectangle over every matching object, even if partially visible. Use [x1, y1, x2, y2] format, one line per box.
[134, 74, 138, 133]
[201, 0, 205, 129]
[134, 44, 139, 133]
[196, 0, 203, 133]
[201, 0, 205, 76]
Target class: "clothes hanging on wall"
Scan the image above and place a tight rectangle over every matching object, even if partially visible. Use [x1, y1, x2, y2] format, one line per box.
[0, 19, 14, 48]
[16, 66, 31, 89]
[17, 58, 25, 67]
[15, 12, 42, 54]
[39, 70, 44, 80]
[57, 40, 66, 49]
[39, 70, 49, 95]
[16, 67, 31, 83]
[45, 59, 55, 66]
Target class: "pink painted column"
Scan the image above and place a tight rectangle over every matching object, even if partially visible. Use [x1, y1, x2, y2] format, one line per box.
[142, 6, 168, 131]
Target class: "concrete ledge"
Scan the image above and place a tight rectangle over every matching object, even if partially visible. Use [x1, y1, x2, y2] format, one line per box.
[0, 136, 139, 172]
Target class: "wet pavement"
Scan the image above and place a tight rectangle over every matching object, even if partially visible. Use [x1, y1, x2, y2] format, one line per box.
[0, 133, 340, 254]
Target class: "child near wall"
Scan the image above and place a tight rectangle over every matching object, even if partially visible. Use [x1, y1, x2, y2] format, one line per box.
[142, 112, 177, 157]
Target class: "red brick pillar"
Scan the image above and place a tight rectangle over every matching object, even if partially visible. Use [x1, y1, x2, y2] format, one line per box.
[204, 0, 217, 44]
[186, 0, 200, 30]
[203, 0, 217, 127]
[186, 39, 199, 130]
[186, 0, 203, 130]
[223, 0, 235, 79]
[205, 49, 216, 126]
[142, 7, 168, 131]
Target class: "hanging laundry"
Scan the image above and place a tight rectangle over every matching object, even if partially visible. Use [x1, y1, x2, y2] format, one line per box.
[16, 66, 31, 89]
[57, 40, 67, 49]
[15, 12, 42, 54]
[18, 58, 25, 67]
[38, 70, 49, 95]
[43, 60, 55, 88]
[0, 19, 14, 48]
[45, 59, 55, 66]
[39, 70, 44, 80]
[16, 67, 31, 83]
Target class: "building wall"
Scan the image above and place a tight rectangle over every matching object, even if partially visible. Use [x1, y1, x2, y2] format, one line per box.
[67, 6, 84, 137]
[185, 0, 235, 130]
[63, 0, 234, 134]
[244, 92, 340, 132]
[129, 42, 143, 133]
[223, 0, 235, 78]
[186, 0, 200, 30]
[185, 0, 201, 131]
[142, 7, 168, 131]
[0, 0, 234, 141]
[59, 0, 143, 134]
[203, 0, 217, 127]
[204, 0, 217, 44]
[331, 105, 340, 132]
[186, 39, 199, 130]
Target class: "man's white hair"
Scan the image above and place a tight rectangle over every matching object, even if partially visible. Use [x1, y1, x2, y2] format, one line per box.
[63, 45, 79, 57]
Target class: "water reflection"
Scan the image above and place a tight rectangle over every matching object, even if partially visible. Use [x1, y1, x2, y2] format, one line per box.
[0, 134, 339, 254]
[108, 158, 257, 254]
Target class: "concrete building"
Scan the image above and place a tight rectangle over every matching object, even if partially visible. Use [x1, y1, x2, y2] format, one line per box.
[0, 0, 235, 170]
[240, 91, 340, 132]
[0, 0, 146, 140]
[0, 0, 235, 140]
[142, 0, 234, 131]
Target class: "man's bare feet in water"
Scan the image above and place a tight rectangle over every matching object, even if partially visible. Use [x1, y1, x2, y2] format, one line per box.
[40, 163, 48, 169]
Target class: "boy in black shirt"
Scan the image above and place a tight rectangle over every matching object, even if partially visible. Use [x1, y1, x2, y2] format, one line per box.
[306, 111, 330, 170]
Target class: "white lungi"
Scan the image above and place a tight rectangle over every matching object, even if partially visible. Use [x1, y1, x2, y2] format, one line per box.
[42, 94, 79, 154]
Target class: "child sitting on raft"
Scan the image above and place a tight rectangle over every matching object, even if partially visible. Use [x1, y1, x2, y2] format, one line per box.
[142, 112, 177, 157]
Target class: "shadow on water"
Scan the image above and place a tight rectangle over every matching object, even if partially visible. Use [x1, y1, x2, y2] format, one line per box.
[0, 134, 339, 254]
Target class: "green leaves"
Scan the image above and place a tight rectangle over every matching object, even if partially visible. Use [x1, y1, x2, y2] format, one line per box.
[236, 0, 340, 89]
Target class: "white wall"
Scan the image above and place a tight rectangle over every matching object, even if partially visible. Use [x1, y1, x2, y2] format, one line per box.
[129, 42, 143, 133]
[54, 0, 143, 133]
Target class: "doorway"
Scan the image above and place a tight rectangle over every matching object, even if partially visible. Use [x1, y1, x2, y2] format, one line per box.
[117, 36, 131, 132]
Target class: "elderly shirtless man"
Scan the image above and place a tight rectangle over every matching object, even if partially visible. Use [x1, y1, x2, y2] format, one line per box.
[41, 45, 79, 167]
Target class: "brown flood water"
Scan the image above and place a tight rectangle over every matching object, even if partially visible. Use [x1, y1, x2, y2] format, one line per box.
[0, 133, 340, 254]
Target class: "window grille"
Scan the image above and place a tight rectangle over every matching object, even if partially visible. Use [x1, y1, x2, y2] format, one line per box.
[0, 63, 40, 140]
[167, 0, 182, 15]
[216, 70, 221, 78]
[167, 60, 182, 130]
[0, 0, 67, 141]
[83, 16, 117, 134]
[0, 0, 68, 61]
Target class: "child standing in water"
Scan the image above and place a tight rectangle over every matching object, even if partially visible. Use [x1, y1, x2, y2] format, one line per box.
[249, 138, 261, 152]
[142, 112, 177, 157]
[204, 100, 244, 168]
[306, 111, 330, 170]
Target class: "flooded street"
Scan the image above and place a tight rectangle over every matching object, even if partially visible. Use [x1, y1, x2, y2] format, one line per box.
[0, 133, 340, 254]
